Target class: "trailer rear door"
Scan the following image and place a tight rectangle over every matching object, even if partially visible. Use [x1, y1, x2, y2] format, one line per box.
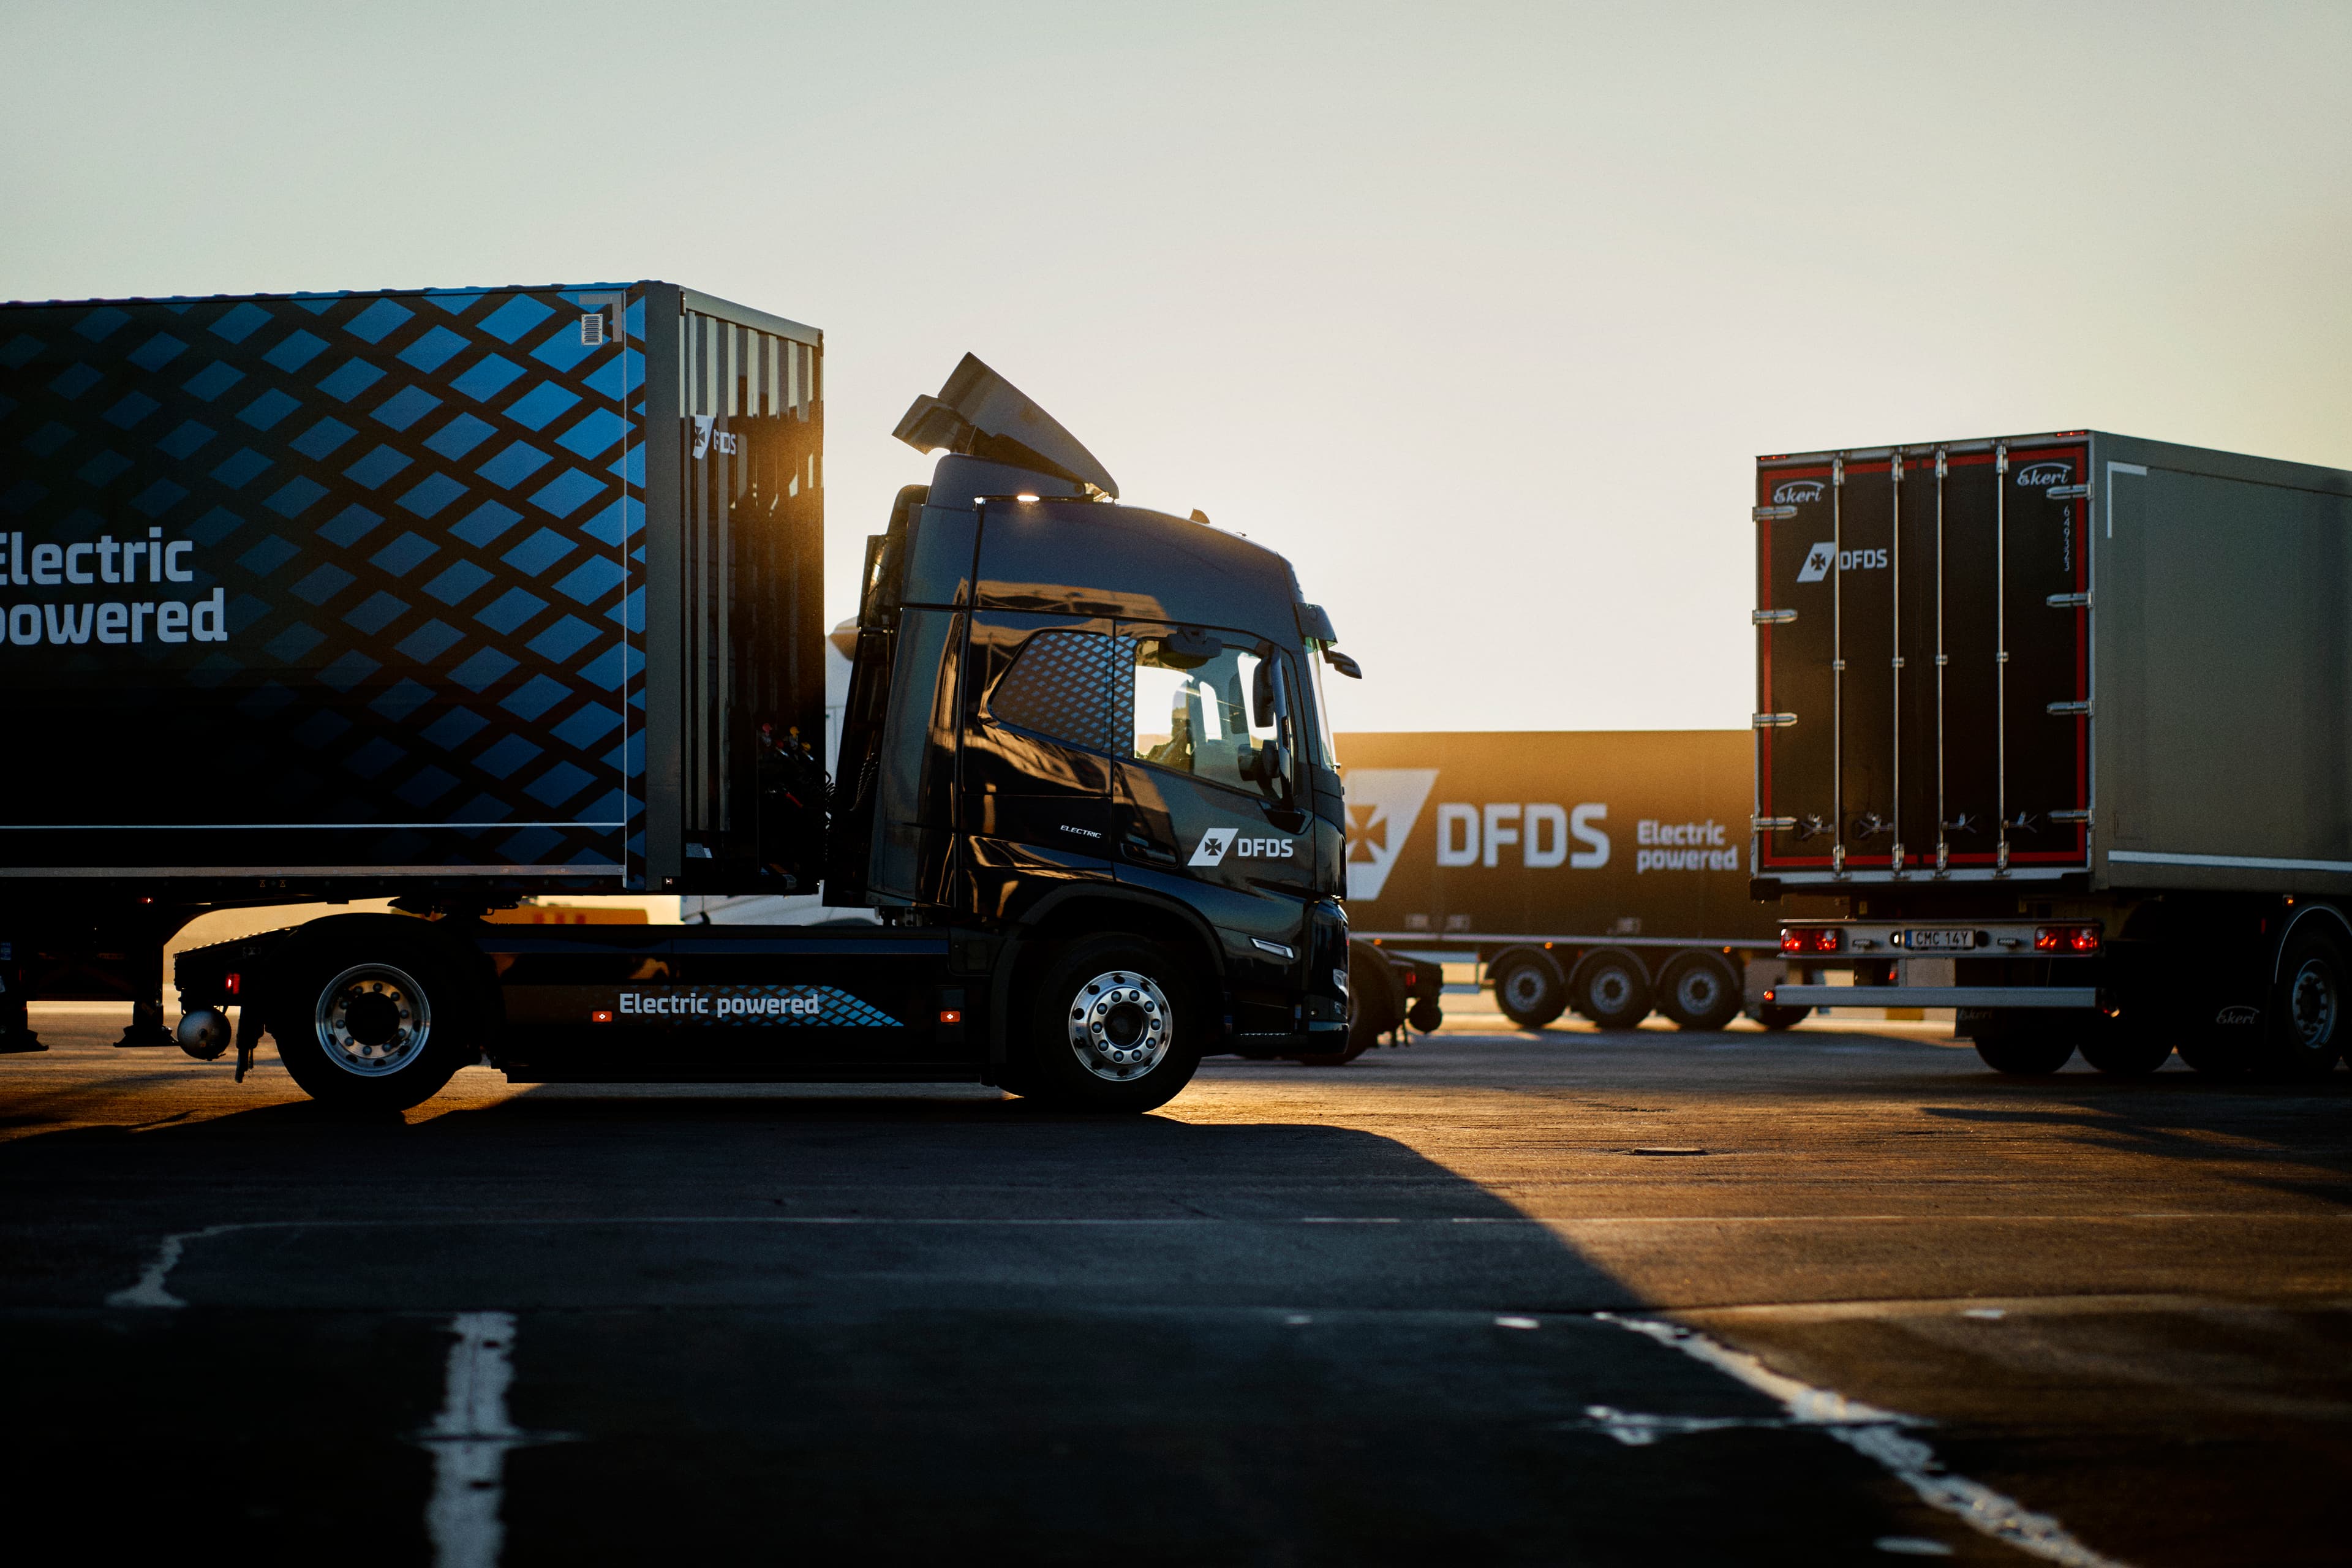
[1755, 439, 2090, 881]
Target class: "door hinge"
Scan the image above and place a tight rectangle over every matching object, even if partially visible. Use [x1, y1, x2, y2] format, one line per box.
[2046, 699, 2092, 717]
[2046, 592, 2090, 608]
[1754, 505, 1798, 521]
[1752, 712, 1799, 729]
[1752, 608, 1798, 625]
[2046, 483, 2090, 500]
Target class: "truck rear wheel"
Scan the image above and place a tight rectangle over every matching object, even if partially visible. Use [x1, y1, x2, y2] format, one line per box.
[1657, 952, 1741, 1031]
[1490, 949, 1567, 1030]
[2257, 925, 2348, 1079]
[1971, 1017, 2076, 1076]
[1016, 936, 1203, 1112]
[1572, 948, 1651, 1031]
[270, 926, 475, 1110]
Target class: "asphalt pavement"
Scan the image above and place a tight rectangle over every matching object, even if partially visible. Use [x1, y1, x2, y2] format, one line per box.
[4, 1002, 2345, 1566]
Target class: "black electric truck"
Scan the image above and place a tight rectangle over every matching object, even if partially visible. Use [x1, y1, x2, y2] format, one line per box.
[0, 282, 1357, 1110]
[1749, 431, 2352, 1079]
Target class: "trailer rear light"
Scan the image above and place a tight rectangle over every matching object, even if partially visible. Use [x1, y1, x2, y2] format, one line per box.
[939, 1009, 962, 1025]
[1782, 927, 1841, 954]
[1780, 929, 1803, 954]
[592, 1010, 614, 1023]
[224, 972, 241, 995]
[2035, 925, 2100, 954]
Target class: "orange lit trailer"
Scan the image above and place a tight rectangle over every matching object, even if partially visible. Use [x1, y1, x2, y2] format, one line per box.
[1338, 731, 1789, 1030]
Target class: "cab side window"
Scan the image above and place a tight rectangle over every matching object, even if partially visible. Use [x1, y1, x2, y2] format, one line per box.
[984, 629, 1133, 755]
[1130, 636, 1289, 794]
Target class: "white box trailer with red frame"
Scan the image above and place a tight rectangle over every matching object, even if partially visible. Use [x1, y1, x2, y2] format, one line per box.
[1751, 431, 2352, 1080]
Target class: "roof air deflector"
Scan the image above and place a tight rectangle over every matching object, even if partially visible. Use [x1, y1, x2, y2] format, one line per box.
[892, 354, 1118, 499]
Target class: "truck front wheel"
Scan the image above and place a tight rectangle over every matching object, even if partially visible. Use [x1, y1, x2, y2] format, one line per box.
[270, 929, 475, 1110]
[1017, 936, 1204, 1113]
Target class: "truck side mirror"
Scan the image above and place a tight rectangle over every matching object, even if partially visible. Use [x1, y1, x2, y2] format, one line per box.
[1249, 740, 1293, 804]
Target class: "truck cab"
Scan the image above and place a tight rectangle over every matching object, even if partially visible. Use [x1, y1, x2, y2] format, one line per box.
[826, 360, 1354, 1061]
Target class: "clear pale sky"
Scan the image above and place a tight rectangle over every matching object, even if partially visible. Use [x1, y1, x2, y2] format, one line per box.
[7, 2, 2346, 734]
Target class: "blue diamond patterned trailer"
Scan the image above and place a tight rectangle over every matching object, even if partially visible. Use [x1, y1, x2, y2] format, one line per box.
[0, 281, 820, 891]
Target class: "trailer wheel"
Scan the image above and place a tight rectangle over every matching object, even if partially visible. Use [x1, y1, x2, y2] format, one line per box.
[1016, 935, 1203, 1112]
[270, 926, 475, 1110]
[1572, 948, 1651, 1031]
[2256, 925, 2348, 1079]
[1970, 1017, 2076, 1076]
[2078, 1020, 2174, 1076]
[1754, 1003, 1811, 1031]
[1490, 949, 1567, 1030]
[1657, 952, 1741, 1031]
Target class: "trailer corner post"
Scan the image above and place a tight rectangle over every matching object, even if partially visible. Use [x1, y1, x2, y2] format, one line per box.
[1831, 454, 1845, 878]
[642, 284, 687, 894]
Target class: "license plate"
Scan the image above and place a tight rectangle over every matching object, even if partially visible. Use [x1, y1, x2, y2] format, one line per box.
[1904, 928, 1977, 951]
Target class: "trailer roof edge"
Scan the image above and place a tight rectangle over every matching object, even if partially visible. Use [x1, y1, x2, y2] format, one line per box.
[678, 287, 822, 349]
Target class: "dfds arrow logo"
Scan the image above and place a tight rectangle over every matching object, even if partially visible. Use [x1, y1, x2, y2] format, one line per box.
[1189, 828, 1237, 866]
[1341, 768, 1439, 900]
[1796, 541, 1835, 583]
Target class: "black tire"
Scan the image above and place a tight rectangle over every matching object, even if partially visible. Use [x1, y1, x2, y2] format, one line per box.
[1755, 1003, 1811, 1031]
[2176, 1028, 2252, 1078]
[1013, 935, 1204, 1112]
[1572, 948, 1652, 1031]
[1971, 1017, 2077, 1076]
[2256, 924, 2349, 1079]
[1491, 948, 1568, 1030]
[2078, 1019, 2174, 1076]
[1657, 951, 1742, 1031]
[1296, 941, 1398, 1066]
[270, 922, 477, 1110]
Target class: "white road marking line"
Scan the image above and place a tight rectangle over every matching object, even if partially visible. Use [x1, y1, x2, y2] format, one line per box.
[1578, 1404, 1772, 1445]
[1596, 1313, 2133, 1568]
[105, 1223, 239, 1308]
[422, 1312, 521, 1568]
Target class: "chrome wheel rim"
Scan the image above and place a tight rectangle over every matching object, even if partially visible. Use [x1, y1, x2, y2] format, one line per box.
[315, 962, 431, 1077]
[1066, 969, 1172, 1081]
[2289, 958, 2338, 1053]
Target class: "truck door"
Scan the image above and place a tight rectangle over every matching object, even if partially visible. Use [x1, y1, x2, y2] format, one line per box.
[960, 612, 1120, 876]
[1112, 625, 1313, 1025]
[1756, 442, 2090, 878]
